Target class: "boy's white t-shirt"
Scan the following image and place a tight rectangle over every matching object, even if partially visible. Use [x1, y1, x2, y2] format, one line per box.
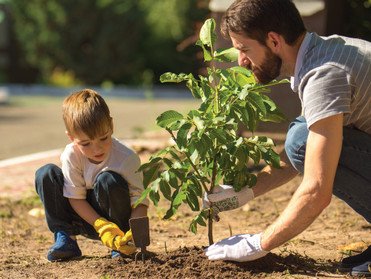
[61, 137, 149, 207]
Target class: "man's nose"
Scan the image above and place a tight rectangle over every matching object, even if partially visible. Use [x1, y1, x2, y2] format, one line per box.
[238, 52, 251, 68]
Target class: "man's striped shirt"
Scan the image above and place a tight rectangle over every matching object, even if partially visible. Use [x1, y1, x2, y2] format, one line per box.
[295, 33, 371, 134]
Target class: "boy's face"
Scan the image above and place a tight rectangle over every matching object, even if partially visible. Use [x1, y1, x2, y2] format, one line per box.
[67, 126, 113, 164]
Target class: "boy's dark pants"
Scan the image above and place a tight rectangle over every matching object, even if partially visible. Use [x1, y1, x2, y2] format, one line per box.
[35, 164, 132, 239]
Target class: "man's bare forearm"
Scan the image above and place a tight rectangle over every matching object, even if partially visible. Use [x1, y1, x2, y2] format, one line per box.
[253, 150, 299, 197]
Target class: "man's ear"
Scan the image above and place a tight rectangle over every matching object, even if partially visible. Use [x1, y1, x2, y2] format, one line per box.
[266, 32, 282, 53]
[66, 131, 74, 142]
[110, 117, 114, 133]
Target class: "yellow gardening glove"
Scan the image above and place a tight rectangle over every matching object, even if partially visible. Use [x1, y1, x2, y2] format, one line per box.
[115, 229, 136, 256]
[93, 217, 136, 255]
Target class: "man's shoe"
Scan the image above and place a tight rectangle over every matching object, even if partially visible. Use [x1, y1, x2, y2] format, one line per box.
[350, 261, 371, 277]
[47, 231, 82, 261]
[341, 245, 371, 268]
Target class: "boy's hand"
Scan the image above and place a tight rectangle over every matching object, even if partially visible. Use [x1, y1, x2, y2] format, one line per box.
[93, 217, 136, 255]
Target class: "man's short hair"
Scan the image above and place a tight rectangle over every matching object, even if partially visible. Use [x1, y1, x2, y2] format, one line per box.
[221, 0, 306, 46]
[62, 89, 112, 139]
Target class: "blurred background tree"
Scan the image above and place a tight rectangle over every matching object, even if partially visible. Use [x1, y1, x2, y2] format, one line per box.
[0, 0, 369, 87]
[1, 0, 210, 86]
[325, 0, 371, 40]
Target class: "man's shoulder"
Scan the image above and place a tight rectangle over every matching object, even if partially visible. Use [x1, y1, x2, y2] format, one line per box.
[300, 33, 369, 80]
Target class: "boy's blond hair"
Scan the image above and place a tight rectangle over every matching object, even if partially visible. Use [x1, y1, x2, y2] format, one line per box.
[62, 89, 112, 139]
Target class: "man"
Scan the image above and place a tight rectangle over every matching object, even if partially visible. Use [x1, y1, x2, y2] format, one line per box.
[203, 0, 371, 276]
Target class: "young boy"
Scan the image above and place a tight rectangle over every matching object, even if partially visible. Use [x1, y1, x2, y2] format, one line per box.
[35, 89, 149, 261]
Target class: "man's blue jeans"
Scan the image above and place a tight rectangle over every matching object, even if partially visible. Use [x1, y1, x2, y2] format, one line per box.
[285, 116, 371, 223]
[35, 164, 132, 238]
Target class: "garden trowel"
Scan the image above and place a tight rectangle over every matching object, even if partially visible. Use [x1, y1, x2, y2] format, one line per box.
[129, 216, 150, 263]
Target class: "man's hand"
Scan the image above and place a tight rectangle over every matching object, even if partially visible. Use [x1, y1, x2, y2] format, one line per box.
[205, 233, 268, 262]
[203, 184, 254, 221]
[93, 217, 136, 255]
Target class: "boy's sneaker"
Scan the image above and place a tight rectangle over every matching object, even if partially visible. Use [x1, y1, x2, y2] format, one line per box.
[350, 261, 371, 277]
[111, 250, 131, 259]
[341, 245, 371, 268]
[47, 231, 82, 261]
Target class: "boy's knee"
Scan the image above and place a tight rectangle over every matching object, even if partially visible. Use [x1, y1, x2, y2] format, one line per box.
[96, 171, 129, 193]
[35, 164, 63, 194]
[35, 164, 63, 185]
[36, 164, 59, 178]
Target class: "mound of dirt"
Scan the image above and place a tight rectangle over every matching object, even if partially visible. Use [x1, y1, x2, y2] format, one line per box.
[95, 246, 338, 279]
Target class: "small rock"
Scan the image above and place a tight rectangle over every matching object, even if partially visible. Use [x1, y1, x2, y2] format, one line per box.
[28, 208, 45, 217]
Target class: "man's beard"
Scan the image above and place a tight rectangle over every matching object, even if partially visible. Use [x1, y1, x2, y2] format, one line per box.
[250, 47, 282, 85]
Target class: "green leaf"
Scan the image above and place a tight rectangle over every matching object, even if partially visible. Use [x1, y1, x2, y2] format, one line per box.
[248, 136, 275, 147]
[159, 179, 172, 201]
[200, 81, 213, 102]
[189, 220, 198, 234]
[219, 69, 230, 81]
[236, 74, 256, 87]
[142, 163, 160, 188]
[234, 104, 250, 127]
[233, 171, 247, 191]
[160, 72, 190, 83]
[261, 95, 289, 123]
[199, 18, 217, 48]
[261, 148, 281, 168]
[186, 188, 200, 211]
[189, 176, 203, 197]
[196, 40, 212, 61]
[138, 157, 161, 172]
[189, 212, 207, 234]
[194, 215, 206, 227]
[238, 86, 249, 100]
[246, 91, 267, 115]
[214, 47, 238, 62]
[188, 110, 204, 130]
[210, 128, 231, 144]
[168, 150, 182, 162]
[230, 66, 253, 77]
[134, 187, 151, 208]
[164, 207, 177, 219]
[176, 122, 192, 150]
[235, 146, 247, 171]
[189, 147, 199, 164]
[173, 189, 186, 206]
[148, 178, 160, 206]
[248, 145, 261, 165]
[156, 110, 184, 128]
[186, 78, 201, 99]
[166, 169, 179, 189]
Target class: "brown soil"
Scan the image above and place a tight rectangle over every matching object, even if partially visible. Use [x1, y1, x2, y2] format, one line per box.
[1, 148, 370, 278]
[1, 98, 370, 278]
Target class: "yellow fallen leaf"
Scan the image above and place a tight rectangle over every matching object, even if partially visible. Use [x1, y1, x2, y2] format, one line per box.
[337, 242, 369, 252]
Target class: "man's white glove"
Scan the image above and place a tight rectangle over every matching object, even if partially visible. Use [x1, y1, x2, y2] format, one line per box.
[203, 184, 254, 221]
[205, 233, 268, 262]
